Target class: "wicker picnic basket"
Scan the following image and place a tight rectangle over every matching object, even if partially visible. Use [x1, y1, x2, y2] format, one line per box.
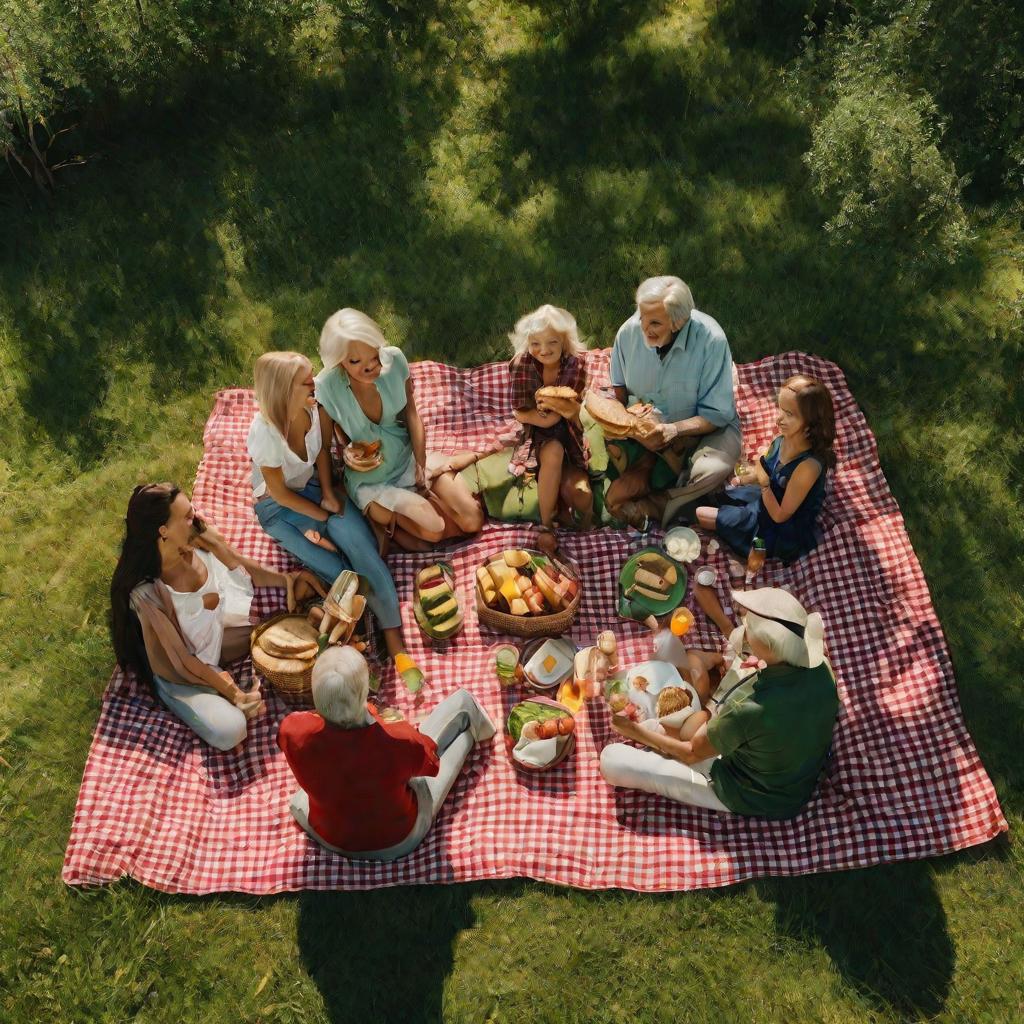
[475, 549, 582, 638]
[250, 613, 318, 699]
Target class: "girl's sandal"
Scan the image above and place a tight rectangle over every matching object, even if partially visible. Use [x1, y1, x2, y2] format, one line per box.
[394, 652, 424, 693]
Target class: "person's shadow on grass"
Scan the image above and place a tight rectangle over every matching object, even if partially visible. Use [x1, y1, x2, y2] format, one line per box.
[296, 885, 474, 1024]
[756, 862, 955, 1018]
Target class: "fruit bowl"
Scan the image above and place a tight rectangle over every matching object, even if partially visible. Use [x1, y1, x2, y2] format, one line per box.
[475, 548, 582, 638]
[504, 695, 577, 773]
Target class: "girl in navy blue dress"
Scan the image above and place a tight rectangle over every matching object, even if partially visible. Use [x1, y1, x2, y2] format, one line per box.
[696, 374, 836, 564]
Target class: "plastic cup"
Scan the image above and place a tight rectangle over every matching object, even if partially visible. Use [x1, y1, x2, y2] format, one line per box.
[495, 644, 519, 684]
[670, 607, 695, 637]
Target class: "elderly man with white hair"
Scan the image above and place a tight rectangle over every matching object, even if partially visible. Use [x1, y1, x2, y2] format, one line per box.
[600, 588, 839, 818]
[278, 646, 495, 859]
[605, 276, 742, 528]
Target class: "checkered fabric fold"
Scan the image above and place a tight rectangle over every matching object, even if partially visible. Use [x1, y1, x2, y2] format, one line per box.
[62, 353, 1006, 893]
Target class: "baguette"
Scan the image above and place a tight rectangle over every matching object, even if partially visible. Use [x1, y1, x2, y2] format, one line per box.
[632, 582, 669, 603]
[634, 567, 670, 593]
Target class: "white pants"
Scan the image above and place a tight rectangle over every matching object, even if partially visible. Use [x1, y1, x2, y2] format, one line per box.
[600, 743, 731, 812]
[153, 675, 247, 752]
[289, 688, 496, 860]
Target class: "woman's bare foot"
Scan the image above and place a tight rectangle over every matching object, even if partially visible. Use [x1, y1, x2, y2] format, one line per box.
[303, 528, 338, 553]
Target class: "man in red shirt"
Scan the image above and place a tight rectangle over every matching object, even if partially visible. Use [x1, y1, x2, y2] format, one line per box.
[279, 645, 495, 858]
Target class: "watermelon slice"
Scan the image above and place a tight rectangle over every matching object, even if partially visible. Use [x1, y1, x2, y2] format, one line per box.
[419, 577, 453, 610]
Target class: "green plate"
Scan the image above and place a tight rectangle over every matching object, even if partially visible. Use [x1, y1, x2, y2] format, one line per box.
[618, 547, 687, 618]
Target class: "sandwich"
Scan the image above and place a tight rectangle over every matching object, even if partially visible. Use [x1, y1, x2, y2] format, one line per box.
[345, 439, 383, 471]
[535, 385, 581, 418]
[584, 391, 660, 440]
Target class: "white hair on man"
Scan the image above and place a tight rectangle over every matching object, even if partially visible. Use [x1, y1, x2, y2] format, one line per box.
[319, 307, 394, 373]
[507, 303, 587, 358]
[635, 276, 695, 327]
[310, 645, 370, 728]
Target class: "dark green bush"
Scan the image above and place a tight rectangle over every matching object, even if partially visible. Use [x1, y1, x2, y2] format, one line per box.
[798, 1, 1024, 200]
[0, 0, 340, 188]
[802, 57, 969, 267]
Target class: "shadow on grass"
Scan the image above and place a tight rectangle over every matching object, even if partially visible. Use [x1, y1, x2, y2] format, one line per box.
[0, 0, 477, 467]
[295, 885, 479, 1024]
[756, 862, 957, 1017]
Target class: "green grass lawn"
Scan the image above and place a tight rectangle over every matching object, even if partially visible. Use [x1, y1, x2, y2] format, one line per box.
[1, 1, 1022, 1021]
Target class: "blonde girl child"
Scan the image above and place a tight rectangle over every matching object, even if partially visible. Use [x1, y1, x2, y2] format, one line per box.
[314, 309, 484, 554]
[696, 374, 836, 564]
[507, 304, 593, 554]
[248, 350, 425, 690]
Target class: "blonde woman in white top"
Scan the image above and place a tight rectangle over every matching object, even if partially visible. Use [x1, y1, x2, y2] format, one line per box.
[248, 350, 424, 690]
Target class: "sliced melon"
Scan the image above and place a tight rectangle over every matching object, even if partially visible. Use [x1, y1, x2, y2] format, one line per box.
[417, 564, 444, 586]
[412, 602, 432, 632]
[419, 578, 454, 610]
[428, 596, 459, 621]
[430, 610, 463, 638]
[509, 598, 530, 616]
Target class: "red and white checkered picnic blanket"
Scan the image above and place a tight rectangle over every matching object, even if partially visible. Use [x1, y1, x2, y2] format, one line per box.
[62, 353, 1006, 893]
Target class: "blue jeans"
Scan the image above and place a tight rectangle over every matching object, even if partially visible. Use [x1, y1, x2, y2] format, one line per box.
[255, 479, 401, 629]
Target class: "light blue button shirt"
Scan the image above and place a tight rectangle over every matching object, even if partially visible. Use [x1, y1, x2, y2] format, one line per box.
[608, 308, 739, 431]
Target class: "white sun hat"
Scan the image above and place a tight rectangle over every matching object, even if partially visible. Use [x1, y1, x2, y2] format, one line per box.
[730, 587, 825, 669]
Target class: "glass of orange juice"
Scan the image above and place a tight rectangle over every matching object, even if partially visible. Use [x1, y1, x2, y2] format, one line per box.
[670, 607, 695, 637]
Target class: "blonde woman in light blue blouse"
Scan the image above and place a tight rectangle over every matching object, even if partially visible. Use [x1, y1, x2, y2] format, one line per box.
[314, 308, 484, 553]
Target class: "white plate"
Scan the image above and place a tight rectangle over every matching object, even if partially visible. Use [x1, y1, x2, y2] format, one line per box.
[524, 639, 575, 688]
[663, 526, 700, 563]
[624, 659, 684, 695]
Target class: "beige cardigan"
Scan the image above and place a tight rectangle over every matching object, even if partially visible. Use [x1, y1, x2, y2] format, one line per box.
[130, 576, 251, 694]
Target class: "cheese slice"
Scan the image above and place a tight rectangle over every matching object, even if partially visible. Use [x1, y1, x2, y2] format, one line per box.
[543, 654, 557, 673]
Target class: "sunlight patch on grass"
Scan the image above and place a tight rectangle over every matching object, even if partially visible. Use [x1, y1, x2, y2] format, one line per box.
[629, 0, 712, 57]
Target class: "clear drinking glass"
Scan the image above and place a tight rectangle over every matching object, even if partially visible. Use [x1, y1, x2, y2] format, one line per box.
[495, 644, 520, 685]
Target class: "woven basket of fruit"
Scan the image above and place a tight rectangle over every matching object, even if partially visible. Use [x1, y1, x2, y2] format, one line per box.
[475, 548, 582, 638]
[250, 613, 321, 698]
